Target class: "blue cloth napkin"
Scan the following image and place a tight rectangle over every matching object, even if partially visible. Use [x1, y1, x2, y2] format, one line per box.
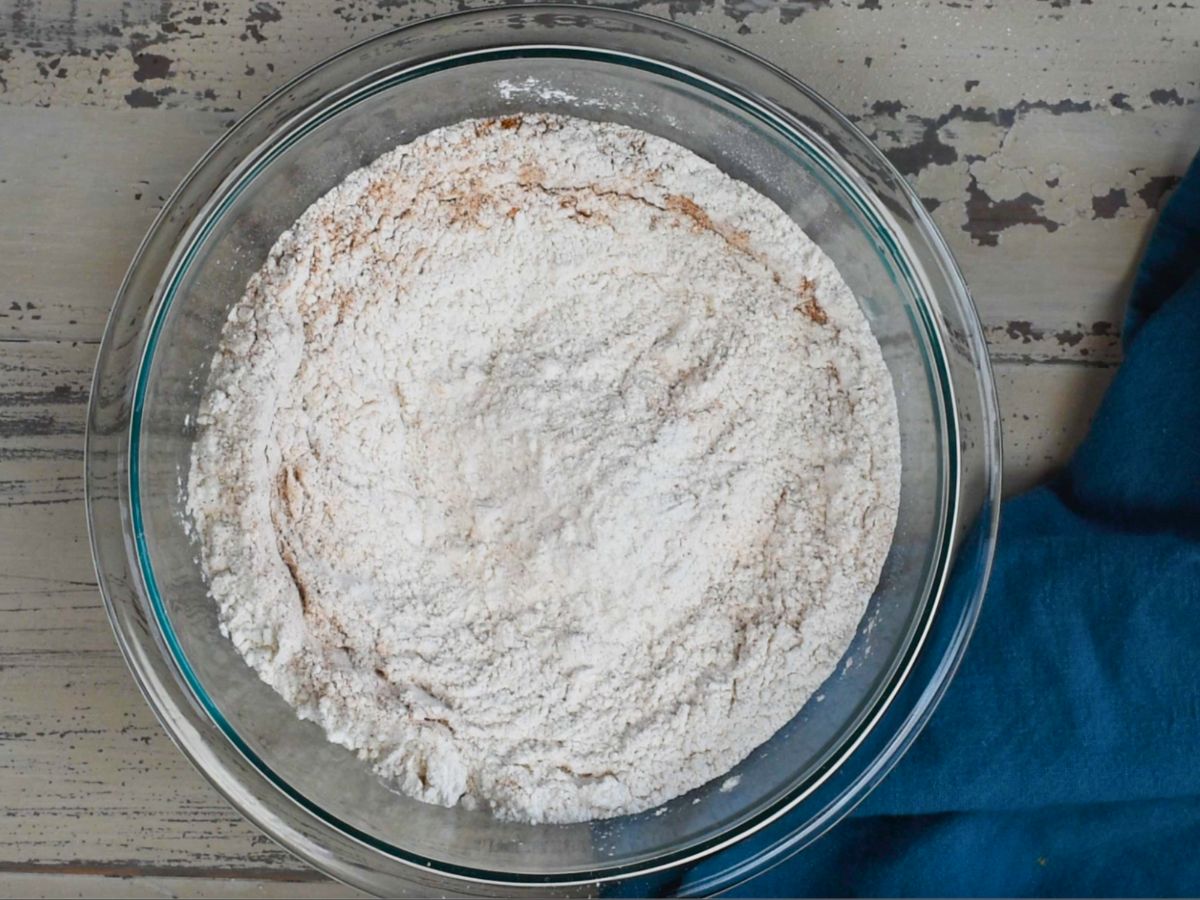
[707, 151, 1200, 897]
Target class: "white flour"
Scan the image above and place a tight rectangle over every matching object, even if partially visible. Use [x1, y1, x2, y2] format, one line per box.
[187, 114, 901, 824]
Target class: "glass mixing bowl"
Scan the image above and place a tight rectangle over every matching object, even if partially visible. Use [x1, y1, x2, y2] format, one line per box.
[85, 6, 1001, 896]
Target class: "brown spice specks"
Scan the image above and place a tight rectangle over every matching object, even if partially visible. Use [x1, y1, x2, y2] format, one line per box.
[664, 193, 751, 251]
[665, 194, 714, 232]
[558, 195, 606, 224]
[795, 277, 829, 325]
[518, 162, 544, 186]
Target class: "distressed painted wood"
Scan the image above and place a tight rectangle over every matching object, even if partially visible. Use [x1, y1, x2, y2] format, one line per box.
[0, 873, 364, 898]
[0, 0, 1196, 895]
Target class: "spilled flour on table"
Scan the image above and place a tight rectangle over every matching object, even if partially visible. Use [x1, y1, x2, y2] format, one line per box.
[187, 114, 901, 824]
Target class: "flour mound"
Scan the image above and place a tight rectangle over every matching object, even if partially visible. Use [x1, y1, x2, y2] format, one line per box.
[187, 114, 901, 824]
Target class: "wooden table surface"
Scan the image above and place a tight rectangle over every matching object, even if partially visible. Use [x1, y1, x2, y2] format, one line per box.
[1, 0, 1197, 896]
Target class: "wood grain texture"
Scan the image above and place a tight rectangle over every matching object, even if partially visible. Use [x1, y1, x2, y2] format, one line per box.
[0, 0, 1195, 895]
[0, 873, 365, 899]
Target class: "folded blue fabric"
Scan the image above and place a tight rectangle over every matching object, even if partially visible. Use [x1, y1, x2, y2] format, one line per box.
[707, 151, 1200, 896]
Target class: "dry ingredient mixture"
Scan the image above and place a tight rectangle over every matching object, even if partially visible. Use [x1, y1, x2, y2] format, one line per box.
[187, 114, 901, 824]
